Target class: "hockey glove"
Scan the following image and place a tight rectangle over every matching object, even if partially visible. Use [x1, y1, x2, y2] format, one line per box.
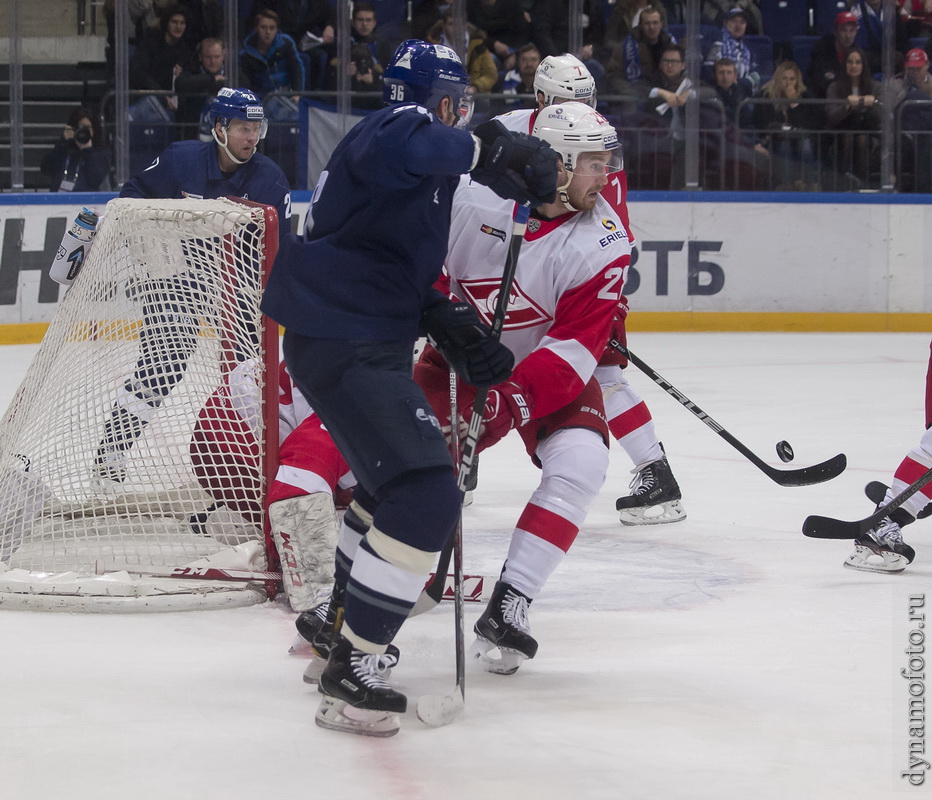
[470, 120, 559, 207]
[471, 381, 532, 450]
[422, 299, 515, 387]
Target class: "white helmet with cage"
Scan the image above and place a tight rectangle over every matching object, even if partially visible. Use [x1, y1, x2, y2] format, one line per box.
[532, 104, 622, 209]
[534, 54, 596, 107]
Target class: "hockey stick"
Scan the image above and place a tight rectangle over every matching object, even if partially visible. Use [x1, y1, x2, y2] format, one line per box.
[417, 370, 467, 727]
[414, 203, 531, 616]
[802, 466, 932, 539]
[95, 561, 284, 586]
[610, 340, 847, 487]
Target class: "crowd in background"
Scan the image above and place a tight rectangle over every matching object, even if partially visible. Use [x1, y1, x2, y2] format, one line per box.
[39, 0, 932, 192]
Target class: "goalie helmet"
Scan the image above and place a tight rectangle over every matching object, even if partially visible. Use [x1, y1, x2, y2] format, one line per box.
[383, 39, 473, 126]
[532, 104, 621, 174]
[534, 54, 596, 107]
[208, 88, 269, 140]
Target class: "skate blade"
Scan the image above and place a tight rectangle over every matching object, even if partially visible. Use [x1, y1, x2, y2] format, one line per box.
[289, 633, 316, 656]
[416, 690, 465, 727]
[315, 695, 401, 737]
[618, 500, 686, 526]
[302, 656, 326, 684]
[468, 637, 527, 675]
[843, 544, 908, 574]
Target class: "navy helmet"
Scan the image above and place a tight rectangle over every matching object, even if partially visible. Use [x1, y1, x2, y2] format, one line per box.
[208, 88, 268, 140]
[383, 40, 473, 126]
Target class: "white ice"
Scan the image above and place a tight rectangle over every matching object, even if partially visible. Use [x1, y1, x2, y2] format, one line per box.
[1, 333, 930, 800]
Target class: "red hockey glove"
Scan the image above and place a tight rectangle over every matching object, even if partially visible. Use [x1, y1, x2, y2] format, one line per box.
[600, 296, 630, 367]
[472, 381, 532, 450]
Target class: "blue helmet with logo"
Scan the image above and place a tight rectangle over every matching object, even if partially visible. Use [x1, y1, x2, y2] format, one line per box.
[383, 40, 473, 126]
[208, 88, 268, 140]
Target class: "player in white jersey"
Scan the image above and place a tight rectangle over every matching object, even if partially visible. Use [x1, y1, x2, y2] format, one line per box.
[496, 53, 686, 525]
[408, 103, 629, 673]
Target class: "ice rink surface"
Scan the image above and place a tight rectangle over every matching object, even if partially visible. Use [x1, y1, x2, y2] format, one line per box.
[1, 332, 930, 800]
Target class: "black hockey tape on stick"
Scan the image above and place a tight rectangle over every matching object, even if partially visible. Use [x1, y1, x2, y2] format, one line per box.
[802, 467, 932, 539]
[609, 340, 847, 487]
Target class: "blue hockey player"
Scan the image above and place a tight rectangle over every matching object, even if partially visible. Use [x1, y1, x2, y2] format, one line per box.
[261, 39, 559, 737]
[95, 89, 291, 484]
[120, 87, 292, 239]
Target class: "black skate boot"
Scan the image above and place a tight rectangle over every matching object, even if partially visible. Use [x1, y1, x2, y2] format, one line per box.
[845, 505, 916, 574]
[297, 585, 399, 684]
[470, 580, 538, 675]
[315, 635, 407, 737]
[616, 445, 686, 526]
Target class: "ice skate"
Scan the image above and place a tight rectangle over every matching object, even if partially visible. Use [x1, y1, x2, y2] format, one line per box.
[297, 587, 399, 684]
[844, 517, 916, 574]
[616, 448, 685, 525]
[470, 580, 538, 675]
[297, 585, 344, 683]
[315, 635, 407, 737]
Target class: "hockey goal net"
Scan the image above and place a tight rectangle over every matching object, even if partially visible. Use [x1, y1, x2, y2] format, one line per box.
[0, 197, 279, 611]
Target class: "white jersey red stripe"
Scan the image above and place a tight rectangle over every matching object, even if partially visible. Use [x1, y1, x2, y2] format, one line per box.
[446, 177, 632, 417]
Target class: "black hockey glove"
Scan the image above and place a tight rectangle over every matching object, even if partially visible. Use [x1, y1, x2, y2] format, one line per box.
[422, 299, 515, 387]
[470, 120, 559, 207]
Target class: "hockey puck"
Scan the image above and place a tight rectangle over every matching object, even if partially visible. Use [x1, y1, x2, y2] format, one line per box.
[776, 440, 794, 463]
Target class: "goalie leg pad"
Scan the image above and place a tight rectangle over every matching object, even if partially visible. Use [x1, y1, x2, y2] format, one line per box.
[269, 493, 339, 612]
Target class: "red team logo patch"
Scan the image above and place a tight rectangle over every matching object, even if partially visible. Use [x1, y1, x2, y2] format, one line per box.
[456, 278, 553, 330]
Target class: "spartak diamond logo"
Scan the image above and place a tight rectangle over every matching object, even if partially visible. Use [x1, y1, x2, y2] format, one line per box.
[456, 278, 552, 330]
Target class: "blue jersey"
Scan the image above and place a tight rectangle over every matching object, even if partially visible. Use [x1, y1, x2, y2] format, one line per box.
[120, 140, 292, 240]
[261, 103, 477, 341]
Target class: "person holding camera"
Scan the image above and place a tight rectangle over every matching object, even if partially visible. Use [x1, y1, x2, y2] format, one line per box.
[40, 107, 113, 193]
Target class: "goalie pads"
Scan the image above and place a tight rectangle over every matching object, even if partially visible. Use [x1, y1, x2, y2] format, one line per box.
[269, 492, 339, 612]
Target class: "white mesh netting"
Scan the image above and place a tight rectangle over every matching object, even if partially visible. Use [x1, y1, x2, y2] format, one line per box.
[0, 197, 277, 610]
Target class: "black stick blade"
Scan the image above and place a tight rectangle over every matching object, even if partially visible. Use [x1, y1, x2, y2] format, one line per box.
[802, 514, 865, 539]
[765, 453, 847, 487]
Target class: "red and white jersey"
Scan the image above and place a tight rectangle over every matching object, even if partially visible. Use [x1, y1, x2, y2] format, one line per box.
[446, 177, 633, 417]
[497, 107, 537, 134]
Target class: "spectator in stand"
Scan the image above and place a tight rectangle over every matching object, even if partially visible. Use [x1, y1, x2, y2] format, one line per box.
[175, 37, 227, 139]
[753, 61, 819, 191]
[700, 57, 753, 126]
[826, 46, 880, 187]
[240, 8, 306, 120]
[699, 57, 764, 188]
[896, 48, 932, 191]
[603, 0, 656, 57]
[497, 42, 543, 111]
[129, 5, 196, 119]
[605, 6, 676, 106]
[703, 6, 761, 93]
[647, 42, 695, 188]
[806, 11, 859, 99]
[699, 0, 762, 34]
[850, 0, 910, 77]
[40, 107, 113, 193]
[323, 3, 394, 109]
[426, 10, 499, 93]
[529, 0, 605, 86]
[172, 0, 224, 46]
[902, 0, 932, 38]
[248, 0, 334, 50]
[467, 0, 531, 71]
